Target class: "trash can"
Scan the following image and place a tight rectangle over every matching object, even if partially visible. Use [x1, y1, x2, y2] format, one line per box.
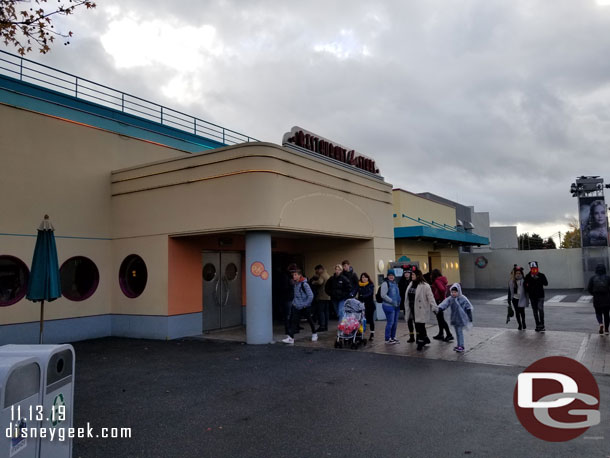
[0, 345, 74, 458]
[0, 356, 42, 458]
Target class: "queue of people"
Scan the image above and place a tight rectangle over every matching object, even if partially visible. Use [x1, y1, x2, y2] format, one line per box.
[280, 261, 474, 352]
[280, 257, 610, 352]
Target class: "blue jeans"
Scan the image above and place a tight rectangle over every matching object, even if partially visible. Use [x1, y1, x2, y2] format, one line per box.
[455, 325, 464, 348]
[382, 304, 399, 341]
[335, 299, 346, 323]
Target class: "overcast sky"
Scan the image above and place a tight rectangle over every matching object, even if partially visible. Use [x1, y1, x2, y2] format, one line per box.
[6, 0, 610, 241]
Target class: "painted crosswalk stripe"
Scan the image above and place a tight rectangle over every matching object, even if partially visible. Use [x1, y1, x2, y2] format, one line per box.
[491, 296, 506, 302]
[577, 295, 593, 303]
[547, 295, 566, 303]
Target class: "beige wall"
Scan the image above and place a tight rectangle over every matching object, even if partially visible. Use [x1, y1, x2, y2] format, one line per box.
[111, 143, 394, 240]
[112, 235, 169, 316]
[0, 102, 190, 325]
[393, 189, 456, 228]
[1, 102, 396, 328]
[459, 248, 590, 289]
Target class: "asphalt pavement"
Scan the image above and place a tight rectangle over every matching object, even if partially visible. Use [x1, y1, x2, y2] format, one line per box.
[71, 337, 610, 458]
[463, 289, 601, 334]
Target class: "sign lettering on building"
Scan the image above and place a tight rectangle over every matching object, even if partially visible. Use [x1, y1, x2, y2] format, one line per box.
[282, 126, 380, 175]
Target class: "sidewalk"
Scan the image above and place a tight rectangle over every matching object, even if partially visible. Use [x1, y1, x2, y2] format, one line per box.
[200, 321, 610, 375]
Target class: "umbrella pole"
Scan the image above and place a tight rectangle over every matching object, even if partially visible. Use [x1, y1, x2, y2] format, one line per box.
[39, 300, 45, 344]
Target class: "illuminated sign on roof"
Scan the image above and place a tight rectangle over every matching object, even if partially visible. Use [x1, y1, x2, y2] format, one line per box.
[282, 126, 380, 175]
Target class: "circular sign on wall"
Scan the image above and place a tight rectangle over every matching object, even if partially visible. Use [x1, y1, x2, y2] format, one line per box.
[475, 256, 488, 269]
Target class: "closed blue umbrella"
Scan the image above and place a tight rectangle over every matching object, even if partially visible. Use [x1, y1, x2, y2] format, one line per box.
[26, 215, 62, 344]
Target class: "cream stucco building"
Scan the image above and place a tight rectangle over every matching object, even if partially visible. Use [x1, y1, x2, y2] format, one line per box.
[0, 51, 488, 344]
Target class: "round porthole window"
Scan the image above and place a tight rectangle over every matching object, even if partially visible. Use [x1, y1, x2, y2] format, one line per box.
[119, 254, 148, 298]
[0, 255, 29, 306]
[60, 256, 99, 301]
[203, 263, 216, 282]
[225, 263, 238, 281]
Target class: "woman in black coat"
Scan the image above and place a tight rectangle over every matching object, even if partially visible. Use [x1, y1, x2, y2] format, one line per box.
[358, 272, 376, 341]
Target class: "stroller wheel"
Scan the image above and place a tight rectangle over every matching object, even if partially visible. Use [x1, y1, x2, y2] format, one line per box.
[334, 341, 340, 348]
[362, 338, 367, 347]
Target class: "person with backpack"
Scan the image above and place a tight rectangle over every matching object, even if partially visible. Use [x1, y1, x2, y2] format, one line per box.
[282, 269, 316, 344]
[330, 264, 353, 323]
[588, 264, 610, 335]
[524, 261, 548, 332]
[379, 269, 401, 344]
[358, 272, 376, 341]
[406, 269, 438, 350]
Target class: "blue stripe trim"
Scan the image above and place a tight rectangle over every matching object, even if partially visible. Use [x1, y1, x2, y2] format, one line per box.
[0, 233, 112, 241]
[0, 312, 203, 344]
[0, 75, 227, 153]
[394, 226, 490, 246]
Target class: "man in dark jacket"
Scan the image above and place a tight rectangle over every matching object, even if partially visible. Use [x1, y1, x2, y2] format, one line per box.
[341, 260, 359, 298]
[587, 264, 610, 334]
[524, 261, 549, 332]
[331, 264, 353, 322]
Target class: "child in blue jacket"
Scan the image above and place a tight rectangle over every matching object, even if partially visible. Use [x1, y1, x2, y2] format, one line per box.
[437, 283, 473, 352]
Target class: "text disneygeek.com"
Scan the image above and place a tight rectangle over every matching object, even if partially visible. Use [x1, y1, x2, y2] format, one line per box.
[6, 422, 132, 441]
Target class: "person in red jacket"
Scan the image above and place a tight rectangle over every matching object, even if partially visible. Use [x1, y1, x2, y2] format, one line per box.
[430, 269, 453, 342]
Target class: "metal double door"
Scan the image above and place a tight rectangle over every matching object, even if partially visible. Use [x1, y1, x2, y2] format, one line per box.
[202, 251, 242, 331]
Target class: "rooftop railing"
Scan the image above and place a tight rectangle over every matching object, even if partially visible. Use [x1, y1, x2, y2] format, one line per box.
[0, 50, 259, 146]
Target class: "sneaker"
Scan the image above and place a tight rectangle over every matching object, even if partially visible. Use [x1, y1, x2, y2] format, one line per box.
[518, 325, 522, 331]
[385, 340, 392, 344]
[432, 334, 444, 341]
[453, 346, 459, 351]
[282, 336, 294, 344]
[311, 333, 318, 342]
[539, 327, 545, 333]
[600, 325, 604, 335]
[534, 327, 540, 332]
[407, 336, 415, 343]
[456, 346, 465, 353]
[391, 338, 400, 344]
[315, 327, 327, 333]
[444, 335, 454, 342]
[369, 332, 375, 341]
[606, 329, 609, 335]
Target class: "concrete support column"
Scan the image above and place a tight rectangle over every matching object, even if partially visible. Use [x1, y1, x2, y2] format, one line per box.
[245, 231, 273, 344]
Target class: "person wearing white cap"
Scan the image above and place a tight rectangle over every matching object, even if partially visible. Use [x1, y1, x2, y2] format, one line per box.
[524, 261, 548, 332]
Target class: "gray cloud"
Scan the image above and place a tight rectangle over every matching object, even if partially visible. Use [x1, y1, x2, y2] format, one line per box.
[9, 0, 610, 234]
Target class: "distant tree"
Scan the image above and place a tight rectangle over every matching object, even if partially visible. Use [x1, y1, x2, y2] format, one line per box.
[561, 218, 581, 248]
[544, 237, 557, 249]
[529, 233, 544, 250]
[0, 0, 96, 55]
[561, 229, 581, 248]
[518, 233, 530, 250]
[518, 233, 547, 250]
